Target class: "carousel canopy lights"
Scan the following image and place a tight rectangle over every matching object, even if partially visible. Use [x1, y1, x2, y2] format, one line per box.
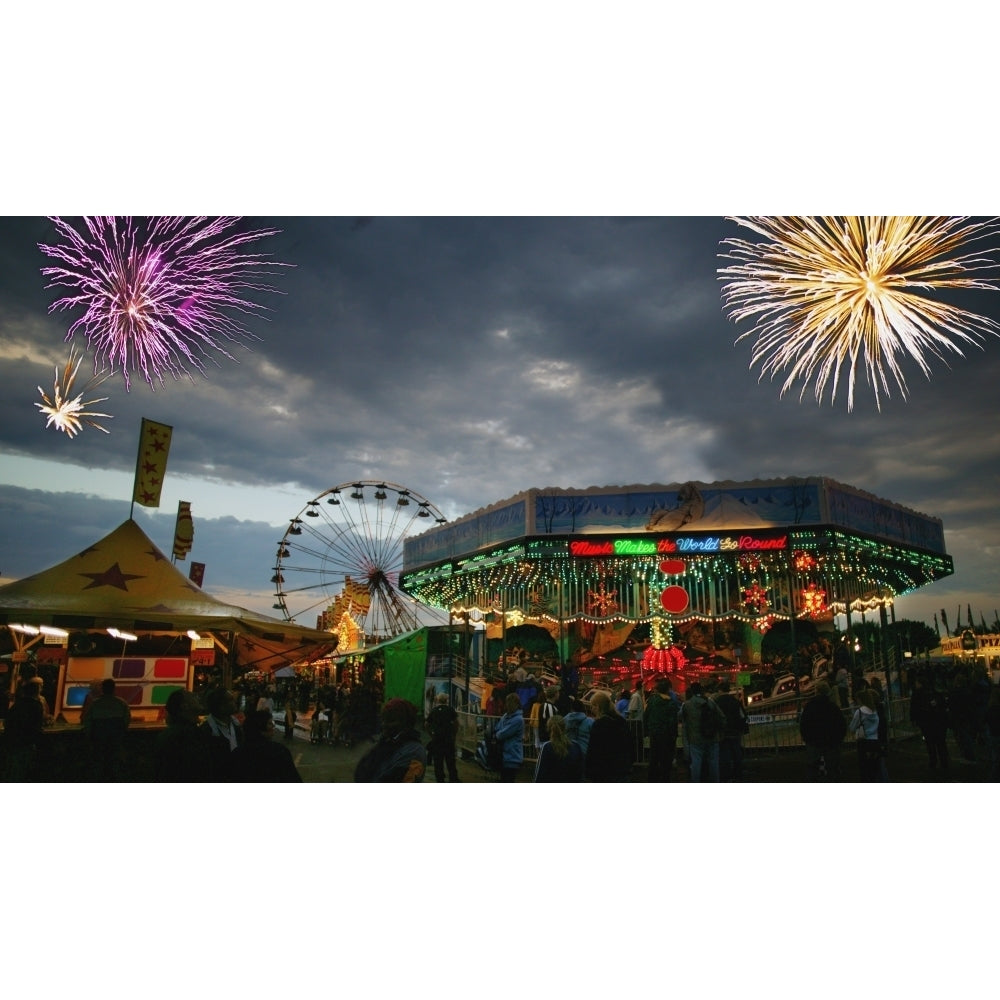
[107, 627, 138, 642]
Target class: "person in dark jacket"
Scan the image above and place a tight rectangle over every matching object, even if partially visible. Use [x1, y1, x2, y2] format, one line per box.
[798, 680, 848, 781]
[490, 694, 524, 782]
[867, 676, 890, 781]
[948, 671, 978, 762]
[354, 698, 427, 782]
[585, 692, 632, 782]
[643, 678, 680, 782]
[2, 680, 46, 781]
[154, 689, 220, 781]
[83, 679, 131, 781]
[533, 714, 583, 782]
[680, 682, 726, 782]
[426, 692, 460, 782]
[715, 679, 747, 782]
[229, 709, 302, 782]
[986, 684, 1000, 782]
[909, 673, 950, 773]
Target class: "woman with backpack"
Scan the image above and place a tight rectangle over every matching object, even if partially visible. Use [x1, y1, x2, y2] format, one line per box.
[849, 688, 881, 781]
[679, 682, 726, 783]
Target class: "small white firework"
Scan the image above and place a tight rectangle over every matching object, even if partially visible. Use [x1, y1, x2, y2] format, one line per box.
[35, 347, 113, 437]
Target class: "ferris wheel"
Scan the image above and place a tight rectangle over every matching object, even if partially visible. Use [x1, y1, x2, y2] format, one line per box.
[271, 480, 450, 641]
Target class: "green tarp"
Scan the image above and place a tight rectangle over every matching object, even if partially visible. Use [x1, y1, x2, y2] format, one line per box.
[382, 628, 428, 711]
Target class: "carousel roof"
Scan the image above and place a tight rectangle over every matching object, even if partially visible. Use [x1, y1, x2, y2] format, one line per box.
[403, 476, 949, 572]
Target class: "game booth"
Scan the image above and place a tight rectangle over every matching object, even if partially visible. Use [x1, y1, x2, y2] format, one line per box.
[0, 518, 336, 723]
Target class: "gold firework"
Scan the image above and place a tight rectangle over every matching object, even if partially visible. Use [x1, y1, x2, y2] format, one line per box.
[35, 347, 113, 437]
[718, 216, 1000, 409]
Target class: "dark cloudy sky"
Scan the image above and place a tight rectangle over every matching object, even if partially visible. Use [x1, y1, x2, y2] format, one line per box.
[3, 7, 998, 643]
[1, 213, 998, 633]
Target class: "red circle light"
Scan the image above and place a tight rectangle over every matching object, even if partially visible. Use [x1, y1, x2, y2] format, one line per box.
[659, 559, 686, 576]
[660, 585, 690, 614]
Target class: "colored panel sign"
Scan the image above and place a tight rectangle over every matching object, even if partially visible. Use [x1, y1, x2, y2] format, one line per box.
[65, 685, 89, 707]
[151, 685, 186, 705]
[115, 685, 144, 705]
[67, 657, 108, 681]
[153, 658, 187, 679]
[113, 658, 147, 679]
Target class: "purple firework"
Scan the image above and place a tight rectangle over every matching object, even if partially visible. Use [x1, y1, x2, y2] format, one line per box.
[38, 217, 289, 390]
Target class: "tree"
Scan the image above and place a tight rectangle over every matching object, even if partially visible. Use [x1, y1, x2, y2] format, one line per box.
[883, 619, 939, 657]
[759, 618, 821, 668]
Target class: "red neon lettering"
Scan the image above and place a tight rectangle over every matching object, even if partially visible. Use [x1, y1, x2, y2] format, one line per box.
[656, 539, 678, 552]
[738, 535, 787, 550]
[569, 540, 614, 557]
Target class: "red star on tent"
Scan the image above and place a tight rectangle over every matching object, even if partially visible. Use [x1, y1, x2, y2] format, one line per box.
[79, 562, 146, 591]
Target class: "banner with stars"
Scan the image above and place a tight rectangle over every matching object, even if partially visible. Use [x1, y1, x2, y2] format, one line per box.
[172, 501, 194, 560]
[132, 418, 173, 508]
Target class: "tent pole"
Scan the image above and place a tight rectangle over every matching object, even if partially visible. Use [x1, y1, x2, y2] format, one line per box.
[224, 631, 235, 691]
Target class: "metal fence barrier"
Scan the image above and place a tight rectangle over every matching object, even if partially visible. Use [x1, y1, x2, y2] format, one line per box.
[457, 696, 917, 765]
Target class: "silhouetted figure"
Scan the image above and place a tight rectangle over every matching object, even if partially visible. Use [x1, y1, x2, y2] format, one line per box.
[83, 679, 131, 781]
[626, 680, 646, 764]
[867, 676, 890, 781]
[849, 688, 882, 782]
[910, 674, 950, 774]
[200, 688, 244, 774]
[585, 692, 632, 782]
[426, 692, 460, 782]
[355, 698, 427, 782]
[715, 679, 748, 782]
[229, 709, 302, 782]
[283, 700, 297, 742]
[3, 680, 46, 781]
[986, 685, 1000, 782]
[680, 682, 726, 783]
[799, 680, 848, 781]
[644, 678, 679, 782]
[79, 680, 103, 726]
[563, 698, 594, 759]
[947, 671, 978, 761]
[533, 714, 583, 782]
[154, 690, 219, 781]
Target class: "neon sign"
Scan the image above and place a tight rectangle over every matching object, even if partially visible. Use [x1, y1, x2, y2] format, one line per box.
[569, 533, 787, 558]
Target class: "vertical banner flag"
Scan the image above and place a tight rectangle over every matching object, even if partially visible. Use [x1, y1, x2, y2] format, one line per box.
[189, 561, 206, 587]
[132, 419, 173, 508]
[173, 501, 194, 561]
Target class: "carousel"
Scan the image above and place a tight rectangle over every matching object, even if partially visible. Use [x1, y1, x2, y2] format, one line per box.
[399, 477, 954, 684]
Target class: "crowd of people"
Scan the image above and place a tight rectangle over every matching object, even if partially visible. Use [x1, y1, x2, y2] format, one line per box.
[5, 656, 999, 783]
[470, 674, 750, 783]
[797, 661, 1000, 782]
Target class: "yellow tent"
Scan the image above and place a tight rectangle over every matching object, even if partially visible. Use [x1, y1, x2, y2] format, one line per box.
[0, 518, 332, 643]
[0, 519, 336, 716]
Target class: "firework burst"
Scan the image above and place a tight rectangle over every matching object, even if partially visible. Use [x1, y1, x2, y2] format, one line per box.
[39, 217, 288, 390]
[718, 216, 1000, 409]
[35, 346, 113, 438]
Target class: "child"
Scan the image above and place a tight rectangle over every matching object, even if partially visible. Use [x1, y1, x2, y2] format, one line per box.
[310, 707, 329, 744]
